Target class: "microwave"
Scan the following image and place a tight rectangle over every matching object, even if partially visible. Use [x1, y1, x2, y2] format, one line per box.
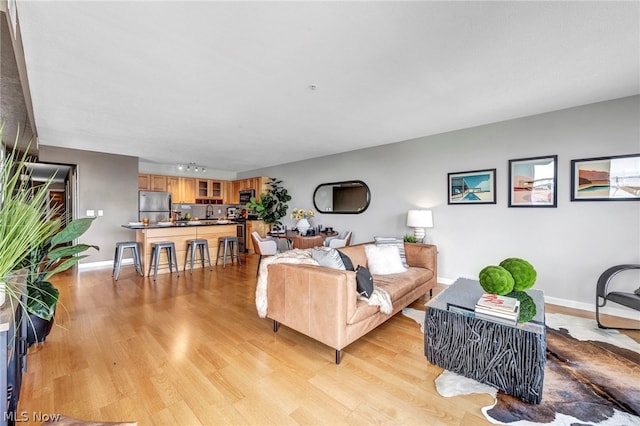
[239, 189, 255, 203]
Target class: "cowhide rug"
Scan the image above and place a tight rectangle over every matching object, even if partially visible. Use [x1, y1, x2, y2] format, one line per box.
[402, 309, 640, 425]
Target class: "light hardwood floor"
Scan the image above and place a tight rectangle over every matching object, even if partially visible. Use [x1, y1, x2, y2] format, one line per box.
[17, 254, 640, 425]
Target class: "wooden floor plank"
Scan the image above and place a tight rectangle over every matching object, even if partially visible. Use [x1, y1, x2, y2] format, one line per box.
[16, 255, 639, 425]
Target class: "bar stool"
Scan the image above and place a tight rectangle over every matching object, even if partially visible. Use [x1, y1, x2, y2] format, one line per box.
[184, 239, 212, 273]
[216, 236, 242, 267]
[147, 241, 180, 280]
[112, 241, 143, 281]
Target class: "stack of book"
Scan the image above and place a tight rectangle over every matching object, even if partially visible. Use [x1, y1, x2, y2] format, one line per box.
[474, 293, 520, 326]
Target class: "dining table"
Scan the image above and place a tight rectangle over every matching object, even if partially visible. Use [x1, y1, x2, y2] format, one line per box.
[268, 230, 338, 250]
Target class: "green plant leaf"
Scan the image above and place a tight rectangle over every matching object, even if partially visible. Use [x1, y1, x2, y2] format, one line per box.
[51, 217, 95, 246]
[26, 280, 59, 320]
[47, 244, 100, 261]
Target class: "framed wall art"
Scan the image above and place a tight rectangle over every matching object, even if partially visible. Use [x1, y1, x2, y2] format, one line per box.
[508, 155, 557, 208]
[448, 169, 496, 205]
[571, 153, 640, 201]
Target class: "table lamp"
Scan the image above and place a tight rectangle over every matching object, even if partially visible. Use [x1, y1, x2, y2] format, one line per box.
[407, 210, 433, 242]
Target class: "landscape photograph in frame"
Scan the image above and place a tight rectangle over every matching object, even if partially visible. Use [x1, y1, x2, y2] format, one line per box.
[508, 155, 558, 207]
[571, 154, 640, 201]
[448, 169, 496, 205]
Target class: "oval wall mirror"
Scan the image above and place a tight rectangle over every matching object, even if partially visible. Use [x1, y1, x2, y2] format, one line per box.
[313, 180, 370, 214]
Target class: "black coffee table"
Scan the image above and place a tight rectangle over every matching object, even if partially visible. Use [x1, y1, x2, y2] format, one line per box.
[424, 278, 546, 404]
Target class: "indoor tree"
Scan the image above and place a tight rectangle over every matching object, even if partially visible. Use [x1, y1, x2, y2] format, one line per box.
[245, 178, 292, 228]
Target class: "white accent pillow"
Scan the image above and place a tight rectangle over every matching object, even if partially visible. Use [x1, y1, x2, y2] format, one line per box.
[364, 244, 408, 275]
[374, 236, 408, 267]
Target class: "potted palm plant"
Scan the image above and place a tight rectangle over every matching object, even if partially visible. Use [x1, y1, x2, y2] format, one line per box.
[0, 141, 60, 318]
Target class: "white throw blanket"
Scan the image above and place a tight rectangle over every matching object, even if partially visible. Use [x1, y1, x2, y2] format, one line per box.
[256, 249, 319, 318]
[255, 248, 393, 317]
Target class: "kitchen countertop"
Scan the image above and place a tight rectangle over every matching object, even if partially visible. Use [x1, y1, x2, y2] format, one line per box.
[122, 220, 239, 229]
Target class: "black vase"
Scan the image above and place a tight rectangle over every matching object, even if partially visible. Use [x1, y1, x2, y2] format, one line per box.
[26, 314, 54, 346]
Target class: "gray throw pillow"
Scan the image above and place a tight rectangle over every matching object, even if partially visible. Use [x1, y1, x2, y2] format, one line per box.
[312, 247, 346, 270]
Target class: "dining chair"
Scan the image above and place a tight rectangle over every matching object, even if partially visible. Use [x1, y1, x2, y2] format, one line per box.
[325, 231, 352, 249]
[251, 231, 278, 276]
[293, 235, 324, 250]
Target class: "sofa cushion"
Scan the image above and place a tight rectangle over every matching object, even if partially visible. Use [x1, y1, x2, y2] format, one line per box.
[340, 244, 368, 268]
[348, 267, 433, 325]
[365, 244, 408, 275]
[373, 267, 434, 301]
[311, 247, 345, 270]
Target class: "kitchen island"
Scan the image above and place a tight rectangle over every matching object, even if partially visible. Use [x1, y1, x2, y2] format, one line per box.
[122, 221, 239, 275]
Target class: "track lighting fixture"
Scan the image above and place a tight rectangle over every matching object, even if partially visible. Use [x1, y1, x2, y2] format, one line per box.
[177, 162, 207, 173]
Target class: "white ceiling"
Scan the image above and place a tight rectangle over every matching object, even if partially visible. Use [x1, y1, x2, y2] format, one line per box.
[15, 1, 640, 173]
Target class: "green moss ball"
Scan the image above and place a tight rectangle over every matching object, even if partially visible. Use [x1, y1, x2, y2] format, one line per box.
[478, 265, 515, 295]
[499, 258, 537, 291]
[508, 290, 537, 323]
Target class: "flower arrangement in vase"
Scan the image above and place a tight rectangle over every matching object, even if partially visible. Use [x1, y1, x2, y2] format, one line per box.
[291, 208, 315, 235]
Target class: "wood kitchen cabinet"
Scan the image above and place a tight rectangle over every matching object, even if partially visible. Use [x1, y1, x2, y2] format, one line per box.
[235, 177, 269, 198]
[139, 174, 270, 204]
[167, 176, 196, 204]
[196, 179, 224, 200]
[139, 173, 170, 192]
[167, 176, 180, 201]
[138, 174, 151, 190]
[181, 178, 196, 203]
[223, 181, 237, 204]
[150, 175, 167, 191]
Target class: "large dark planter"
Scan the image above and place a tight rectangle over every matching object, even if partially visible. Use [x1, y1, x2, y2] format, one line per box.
[26, 313, 54, 346]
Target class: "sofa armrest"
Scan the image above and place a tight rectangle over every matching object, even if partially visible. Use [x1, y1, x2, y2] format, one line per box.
[267, 263, 357, 350]
[404, 243, 437, 276]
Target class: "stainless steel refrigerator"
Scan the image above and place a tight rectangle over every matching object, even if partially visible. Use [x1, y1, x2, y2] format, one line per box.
[139, 191, 171, 223]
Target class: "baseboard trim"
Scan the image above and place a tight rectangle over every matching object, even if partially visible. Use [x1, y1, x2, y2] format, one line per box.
[79, 259, 130, 270]
[438, 276, 639, 321]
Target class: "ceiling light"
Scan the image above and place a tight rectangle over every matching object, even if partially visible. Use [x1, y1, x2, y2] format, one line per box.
[181, 162, 207, 173]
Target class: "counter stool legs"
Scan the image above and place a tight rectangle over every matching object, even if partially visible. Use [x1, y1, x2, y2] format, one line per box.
[216, 236, 242, 268]
[184, 239, 212, 273]
[147, 242, 180, 280]
[112, 241, 143, 281]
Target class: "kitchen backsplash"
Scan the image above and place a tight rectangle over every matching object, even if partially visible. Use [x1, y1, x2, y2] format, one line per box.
[171, 203, 246, 219]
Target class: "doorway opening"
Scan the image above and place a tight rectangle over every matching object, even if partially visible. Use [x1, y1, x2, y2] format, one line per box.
[26, 162, 78, 226]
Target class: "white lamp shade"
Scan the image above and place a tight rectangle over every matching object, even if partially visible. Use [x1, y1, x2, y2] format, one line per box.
[407, 210, 433, 228]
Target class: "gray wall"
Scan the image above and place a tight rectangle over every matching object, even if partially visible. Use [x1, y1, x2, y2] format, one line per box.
[244, 96, 640, 314]
[36, 96, 639, 315]
[39, 146, 139, 263]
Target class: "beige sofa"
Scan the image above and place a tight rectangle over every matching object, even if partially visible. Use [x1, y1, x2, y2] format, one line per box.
[266, 242, 437, 363]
